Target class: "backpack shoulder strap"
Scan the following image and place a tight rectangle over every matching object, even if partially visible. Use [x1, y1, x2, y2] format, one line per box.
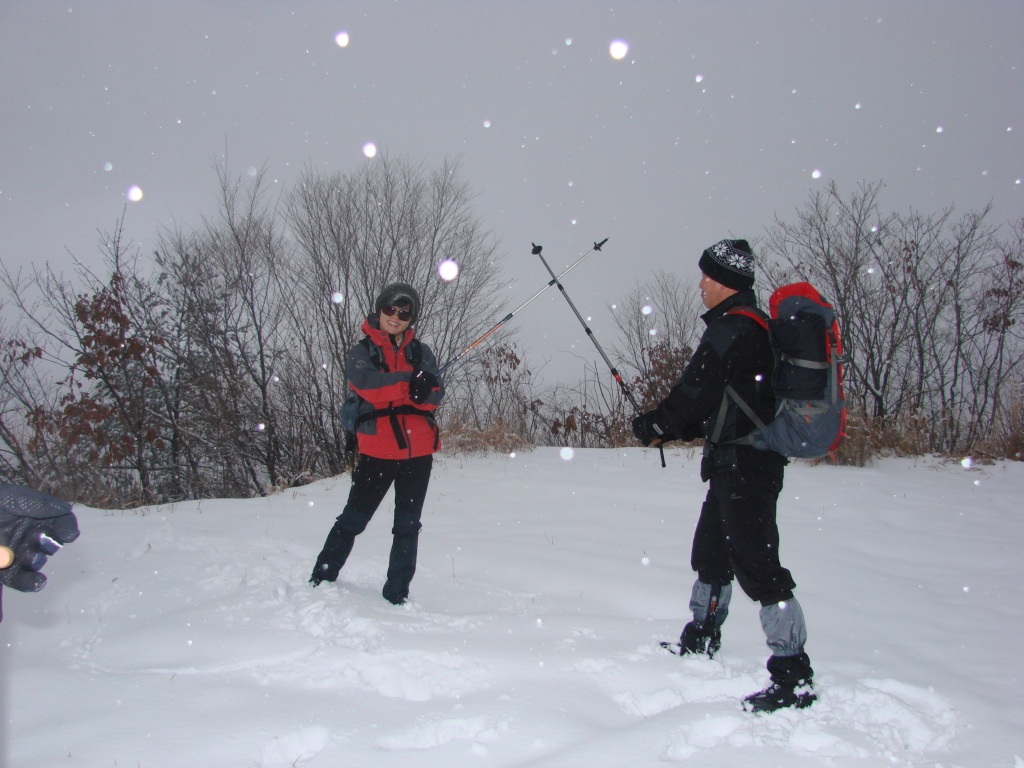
[708, 307, 771, 446]
[726, 305, 769, 331]
[405, 338, 423, 367]
[363, 335, 421, 371]
[346, 337, 379, 387]
[359, 336, 388, 372]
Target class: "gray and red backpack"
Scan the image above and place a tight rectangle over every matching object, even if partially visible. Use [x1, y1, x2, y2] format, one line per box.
[713, 282, 846, 459]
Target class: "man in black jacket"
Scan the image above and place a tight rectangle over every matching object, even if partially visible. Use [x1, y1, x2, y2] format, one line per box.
[632, 239, 815, 713]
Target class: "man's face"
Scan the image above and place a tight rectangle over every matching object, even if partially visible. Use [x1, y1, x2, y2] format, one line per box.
[699, 272, 735, 309]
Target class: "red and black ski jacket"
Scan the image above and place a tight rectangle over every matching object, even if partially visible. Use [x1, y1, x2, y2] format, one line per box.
[347, 316, 443, 460]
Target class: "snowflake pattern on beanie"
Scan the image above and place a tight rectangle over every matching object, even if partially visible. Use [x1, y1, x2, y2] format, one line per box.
[709, 240, 754, 277]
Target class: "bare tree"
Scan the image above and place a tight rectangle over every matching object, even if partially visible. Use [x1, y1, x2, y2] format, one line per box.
[0, 311, 48, 487]
[962, 217, 1024, 449]
[285, 154, 507, 456]
[1, 219, 175, 504]
[610, 270, 703, 410]
[763, 181, 1024, 455]
[155, 164, 296, 495]
[3, 156, 505, 503]
[763, 181, 904, 420]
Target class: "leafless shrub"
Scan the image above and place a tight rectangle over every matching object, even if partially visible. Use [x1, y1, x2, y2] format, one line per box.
[763, 181, 1024, 459]
[0, 155, 506, 505]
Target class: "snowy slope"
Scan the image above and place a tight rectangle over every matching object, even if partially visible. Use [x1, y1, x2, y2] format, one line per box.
[4, 448, 1023, 767]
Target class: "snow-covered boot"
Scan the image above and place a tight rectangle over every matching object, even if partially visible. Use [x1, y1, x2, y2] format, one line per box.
[743, 680, 816, 713]
[678, 620, 722, 658]
[669, 579, 731, 657]
[309, 522, 356, 586]
[744, 598, 815, 712]
[382, 525, 420, 605]
[309, 558, 340, 587]
[743, 652, 815, 712]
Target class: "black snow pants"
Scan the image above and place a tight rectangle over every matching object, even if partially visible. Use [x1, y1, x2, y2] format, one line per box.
[313, 453, 433, 603]
[691, 454, 796, 606]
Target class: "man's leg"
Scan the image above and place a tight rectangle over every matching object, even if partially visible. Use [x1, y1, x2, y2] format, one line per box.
[760, 597, 812, 686]
[676, 487, 735, 656]
[713, 462, 796, 606]
[678, 578, 732, 656]
[714, 460, 816, 711]
[745, 597, 815, 711]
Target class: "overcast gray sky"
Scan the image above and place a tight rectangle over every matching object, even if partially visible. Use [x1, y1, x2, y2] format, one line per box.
[2, 1, 1022, 382]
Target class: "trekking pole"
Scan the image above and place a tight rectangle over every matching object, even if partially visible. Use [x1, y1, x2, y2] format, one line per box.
[531, 243, 666, 468]
[438, 238, 608, 375]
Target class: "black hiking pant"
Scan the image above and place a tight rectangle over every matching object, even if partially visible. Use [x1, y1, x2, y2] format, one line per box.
[313, 453, 433, 603]
[691, 457, 797, 606]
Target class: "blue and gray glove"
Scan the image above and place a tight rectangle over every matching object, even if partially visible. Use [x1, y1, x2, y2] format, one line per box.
[0, 483, 80, 621]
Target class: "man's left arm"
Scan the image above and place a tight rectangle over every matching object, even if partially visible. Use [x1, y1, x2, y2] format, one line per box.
[633, 319, 742, 445]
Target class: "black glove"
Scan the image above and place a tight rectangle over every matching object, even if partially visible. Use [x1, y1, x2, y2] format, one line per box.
[0, 483, 80, 622]
[408, 368, 439, 405]
[632, 412, 667, 447]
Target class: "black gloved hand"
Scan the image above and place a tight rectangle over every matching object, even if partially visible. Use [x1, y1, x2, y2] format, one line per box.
[408, 369, 438, 405]
[632, 412, 666, 447]
[0, 483, 80, 622]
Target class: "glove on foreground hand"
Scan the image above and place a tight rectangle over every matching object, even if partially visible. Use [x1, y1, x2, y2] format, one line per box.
[409, 369, 439, 405]
[0, 483, 80, 621]
[632, 412, 669, 447]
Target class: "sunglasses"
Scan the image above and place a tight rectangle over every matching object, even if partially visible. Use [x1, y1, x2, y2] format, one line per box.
[381, 305, 413, 322]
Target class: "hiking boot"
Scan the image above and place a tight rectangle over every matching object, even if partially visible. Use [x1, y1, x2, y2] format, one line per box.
[742, 682, 816, 713]
[382, 582, 409, 605]
[309, 560, 340, 587]
[678, 621, 722, 658]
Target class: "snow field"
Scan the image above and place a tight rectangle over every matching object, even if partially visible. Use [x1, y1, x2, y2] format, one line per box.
[5, 448, 1023, 767]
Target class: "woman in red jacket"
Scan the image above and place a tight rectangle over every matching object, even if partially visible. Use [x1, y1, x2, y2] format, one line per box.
[310, 282, 443, 604]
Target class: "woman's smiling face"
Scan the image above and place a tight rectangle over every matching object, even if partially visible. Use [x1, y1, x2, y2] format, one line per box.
[379, 303, 413, 335]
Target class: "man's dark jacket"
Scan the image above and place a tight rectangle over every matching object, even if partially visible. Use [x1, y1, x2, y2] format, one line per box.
[651, 290, 785, 477]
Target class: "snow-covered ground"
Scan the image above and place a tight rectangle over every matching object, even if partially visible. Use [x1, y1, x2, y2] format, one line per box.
[4, 447, 1023, 767]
